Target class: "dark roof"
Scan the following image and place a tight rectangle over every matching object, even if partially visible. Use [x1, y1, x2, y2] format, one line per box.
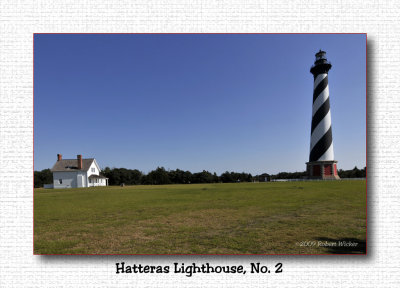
[260, 173, 270, 177]
[88, 174, 108, 179]
[51, 158, 95, 172]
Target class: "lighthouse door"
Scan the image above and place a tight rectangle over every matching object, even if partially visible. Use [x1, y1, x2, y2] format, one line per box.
[313, 165, 321, 176]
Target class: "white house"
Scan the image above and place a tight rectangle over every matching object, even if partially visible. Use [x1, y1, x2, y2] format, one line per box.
[50, 154, 108, 188]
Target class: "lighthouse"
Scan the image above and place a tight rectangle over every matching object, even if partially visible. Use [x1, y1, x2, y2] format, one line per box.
[306, 50, 340, 180]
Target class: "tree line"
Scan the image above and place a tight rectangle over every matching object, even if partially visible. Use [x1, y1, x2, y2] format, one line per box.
[268, 166, 366, 180]
[337, 166, 366, 178]
[34, 166, 366, 187]
[34, 169, 52, 188]
[101, 167, 253, 186]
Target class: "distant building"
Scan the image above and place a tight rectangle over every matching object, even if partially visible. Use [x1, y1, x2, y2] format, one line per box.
[258, 173, 271, 182]
[50, 154, 108, 188]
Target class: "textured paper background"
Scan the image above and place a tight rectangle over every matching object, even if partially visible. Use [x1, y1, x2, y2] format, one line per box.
[0, 0, 399, 287]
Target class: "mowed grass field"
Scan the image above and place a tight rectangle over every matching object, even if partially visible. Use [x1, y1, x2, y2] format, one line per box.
[34, 181, 366, 254]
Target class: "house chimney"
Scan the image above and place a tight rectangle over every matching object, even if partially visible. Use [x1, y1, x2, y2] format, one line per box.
[57, 154, 62, 161]
[77, 154, 82, 170]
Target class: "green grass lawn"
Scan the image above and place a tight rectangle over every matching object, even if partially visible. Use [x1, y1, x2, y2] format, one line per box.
[34, 181, 366, 254]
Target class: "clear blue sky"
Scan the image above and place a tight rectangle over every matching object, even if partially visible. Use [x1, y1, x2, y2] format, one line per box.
[34, 34, 366, 174]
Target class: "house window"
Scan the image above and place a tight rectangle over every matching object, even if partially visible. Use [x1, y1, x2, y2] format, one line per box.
[91, 168, 95, 173]
[59, 179, 62, 184]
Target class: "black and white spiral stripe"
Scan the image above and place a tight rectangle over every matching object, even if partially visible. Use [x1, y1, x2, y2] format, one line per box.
[309, 73, 334, 162]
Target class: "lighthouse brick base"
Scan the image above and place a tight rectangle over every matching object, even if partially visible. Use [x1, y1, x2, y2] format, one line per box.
[306, 160, 340, 180]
